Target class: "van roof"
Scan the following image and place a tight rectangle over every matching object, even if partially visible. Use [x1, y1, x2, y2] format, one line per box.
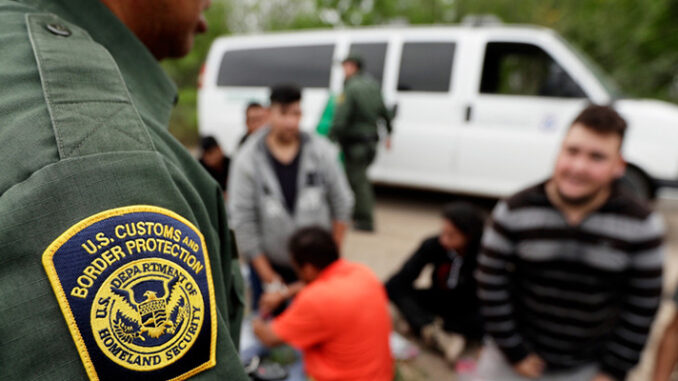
[211, 24, 555, 45]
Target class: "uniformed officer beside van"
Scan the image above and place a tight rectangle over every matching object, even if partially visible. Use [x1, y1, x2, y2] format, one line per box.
[330, 54, 393, 232]
[0, 0, 247, 379]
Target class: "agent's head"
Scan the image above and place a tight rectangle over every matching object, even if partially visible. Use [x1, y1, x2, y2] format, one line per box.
[100, 0, 211, 60]
[341, 55, 362, 79]
[439, 202, 485, 256]
[268, 84, 302, 144]
[552, 105, 627, 205]
[245, 102, 268, 134]
[288, 227, 339, 284]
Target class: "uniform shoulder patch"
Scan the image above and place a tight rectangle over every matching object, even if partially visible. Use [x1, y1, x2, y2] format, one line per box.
[42, 205, 217, 381]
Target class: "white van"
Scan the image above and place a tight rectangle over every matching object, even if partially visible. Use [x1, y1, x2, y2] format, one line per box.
[198, 24, 678, 199]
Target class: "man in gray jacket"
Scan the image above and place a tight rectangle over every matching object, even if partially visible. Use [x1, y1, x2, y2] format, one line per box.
[228, 84, 354, 315]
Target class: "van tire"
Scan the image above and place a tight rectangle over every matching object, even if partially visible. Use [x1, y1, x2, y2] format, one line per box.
[620, 166, 654, 201]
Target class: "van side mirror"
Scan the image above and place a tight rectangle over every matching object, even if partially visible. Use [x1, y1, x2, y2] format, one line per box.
[390, 103, 398, 118]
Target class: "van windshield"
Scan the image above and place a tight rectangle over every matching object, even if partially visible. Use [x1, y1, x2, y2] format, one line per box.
[555, 34, 624, 100]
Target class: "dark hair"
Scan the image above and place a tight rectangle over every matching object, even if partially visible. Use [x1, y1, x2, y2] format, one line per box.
[288, 226, 339, 270]
[442, 202, 486, 258]
[200, 136, 219, 152]
[269, 84, 301, 106]
[572, 104, 627, 140]
[246, 102, 263, 113]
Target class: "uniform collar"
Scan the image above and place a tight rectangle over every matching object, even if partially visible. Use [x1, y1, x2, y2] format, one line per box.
[18, 0, 178, 128]
[344, 71, 362, 85]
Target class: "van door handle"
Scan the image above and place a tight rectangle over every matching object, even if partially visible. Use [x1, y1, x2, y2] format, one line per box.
[465, 105, 472, 122]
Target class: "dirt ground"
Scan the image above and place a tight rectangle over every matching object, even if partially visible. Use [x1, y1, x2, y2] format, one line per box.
[339, 187, 678, 381]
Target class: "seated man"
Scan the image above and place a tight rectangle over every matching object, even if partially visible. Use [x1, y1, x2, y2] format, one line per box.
[386, 202, 485, 363]
[253, 226, 394, 381]
[653, 286, 678, 381]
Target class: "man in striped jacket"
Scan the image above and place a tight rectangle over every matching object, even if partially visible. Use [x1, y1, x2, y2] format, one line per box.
[475, 105, 664, 381]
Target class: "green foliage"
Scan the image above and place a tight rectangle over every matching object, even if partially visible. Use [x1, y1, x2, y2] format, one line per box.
[163, 0, 232, 145]
[454, 0, 678, 101]
[163, 0, 678, 145]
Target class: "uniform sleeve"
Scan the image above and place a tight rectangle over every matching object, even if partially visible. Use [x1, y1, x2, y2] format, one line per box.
[319, 139, 354, 222]
[475, 201, 529, 364]
[271, 291, 330, 349]
[377, 92, 393, 135]
[599, 212, 665, 380]
[0, 9, 246, 380]
[0, 151, 248, 380]
[227, 151, 264, 261]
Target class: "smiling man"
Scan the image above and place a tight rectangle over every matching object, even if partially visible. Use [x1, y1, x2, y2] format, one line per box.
[475, 105, 665, 381]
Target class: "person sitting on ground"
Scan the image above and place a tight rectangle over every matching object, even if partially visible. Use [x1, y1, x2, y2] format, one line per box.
[253, 226, 394, 381]
[385, 202, 486, 364]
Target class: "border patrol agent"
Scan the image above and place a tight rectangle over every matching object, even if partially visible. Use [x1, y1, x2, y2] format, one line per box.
[0, 0, 248, 380]
[330, 55, 393, 232]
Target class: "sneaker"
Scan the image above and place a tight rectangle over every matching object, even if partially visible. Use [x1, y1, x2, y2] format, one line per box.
[419, 323, 437, 347]
[422, 319, 466, 364]
[433, 330, 466, 364]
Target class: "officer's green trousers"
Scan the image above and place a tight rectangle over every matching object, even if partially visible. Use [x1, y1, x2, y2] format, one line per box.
[343, 143, 377, 229]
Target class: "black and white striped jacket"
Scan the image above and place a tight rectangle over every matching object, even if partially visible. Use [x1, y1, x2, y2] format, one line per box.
[476, 182, 664, 380]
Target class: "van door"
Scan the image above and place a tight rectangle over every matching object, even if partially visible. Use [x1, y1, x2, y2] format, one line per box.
[373, 38, 464, 190]
[459, 39, 589, 196]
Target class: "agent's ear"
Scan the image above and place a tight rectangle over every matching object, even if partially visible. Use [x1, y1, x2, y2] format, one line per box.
[614, 156, 627, 179]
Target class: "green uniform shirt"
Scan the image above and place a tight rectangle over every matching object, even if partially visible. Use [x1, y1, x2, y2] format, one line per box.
[329, 72, 393, 144]
[0, 1, 247, 379]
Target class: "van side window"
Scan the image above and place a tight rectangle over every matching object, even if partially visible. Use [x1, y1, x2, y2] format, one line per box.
[397, 42, 455, 92]
[217, 45, 334, 88]
[480, 42, 585, 98]
[349, 43, 387, 86]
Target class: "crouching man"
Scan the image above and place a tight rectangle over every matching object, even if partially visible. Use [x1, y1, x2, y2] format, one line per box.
[253, 226, 394, 381]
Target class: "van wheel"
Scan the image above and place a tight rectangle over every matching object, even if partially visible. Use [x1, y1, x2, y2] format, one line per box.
[620, 166, 654, 201]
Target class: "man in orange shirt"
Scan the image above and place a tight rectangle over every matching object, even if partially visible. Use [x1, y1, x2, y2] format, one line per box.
[253, 226, 394, 381]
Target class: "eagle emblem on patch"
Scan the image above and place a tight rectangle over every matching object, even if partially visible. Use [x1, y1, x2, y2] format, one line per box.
[42, 206, 217, 381]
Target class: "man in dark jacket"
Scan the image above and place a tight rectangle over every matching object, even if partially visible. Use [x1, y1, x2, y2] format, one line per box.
[386, 202, 485, 363]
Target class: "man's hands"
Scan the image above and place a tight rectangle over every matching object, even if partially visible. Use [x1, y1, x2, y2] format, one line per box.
[259, 281, 303, 316]
[252, 316, 283, 347]
[259, 291, 286, 317]
[384, 137, 392, 150]
[514, 353, 546, 379]
[252, 316, 266, 334]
